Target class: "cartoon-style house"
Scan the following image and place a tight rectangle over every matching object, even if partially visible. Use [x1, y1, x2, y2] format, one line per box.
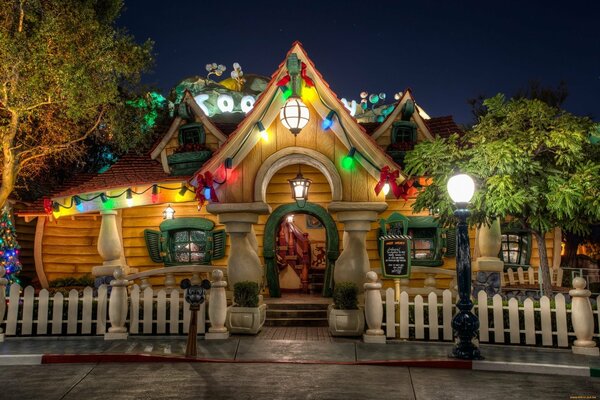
[15, 42, 562, 298]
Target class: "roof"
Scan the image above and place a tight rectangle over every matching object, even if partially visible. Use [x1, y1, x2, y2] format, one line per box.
[424, 116, 464, 138]
[53, 153, 185, 198]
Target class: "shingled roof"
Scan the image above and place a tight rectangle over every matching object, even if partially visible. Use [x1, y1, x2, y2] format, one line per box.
[424, 116, 463, 138]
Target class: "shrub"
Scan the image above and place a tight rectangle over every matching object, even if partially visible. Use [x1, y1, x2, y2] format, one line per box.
[49, 275, 94, 288]
[233, 281, 260, 307]
[333, 282, 359, 310]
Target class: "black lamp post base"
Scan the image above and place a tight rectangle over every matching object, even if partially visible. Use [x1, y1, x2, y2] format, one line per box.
[449, 342, 484, 360]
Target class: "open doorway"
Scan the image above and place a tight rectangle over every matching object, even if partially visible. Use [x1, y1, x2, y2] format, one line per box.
[276, 213, 327, 295]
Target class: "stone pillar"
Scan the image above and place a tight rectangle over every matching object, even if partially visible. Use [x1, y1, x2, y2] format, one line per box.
[0, 267, 7, 342]
[206, 269, 229, 340]
[105, 267, 129, 340]
[472, 218, 504, 297]
[93, 210, 126, 285]
[207, 202, 271, 288]
[363, 271, 385, 343]
[570, 277, 599, 356]
[328, 202, 387, 293]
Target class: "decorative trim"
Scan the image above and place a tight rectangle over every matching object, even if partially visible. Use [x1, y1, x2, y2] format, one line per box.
[254, 147, 343, 202]
[151, 117, 184, 160]
[34, 217, 48, 289]
[328, 201, 388, 213]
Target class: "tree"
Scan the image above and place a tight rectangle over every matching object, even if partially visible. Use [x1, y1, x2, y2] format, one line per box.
[405, 94, 599, 296]
[0, 0, 153, 209]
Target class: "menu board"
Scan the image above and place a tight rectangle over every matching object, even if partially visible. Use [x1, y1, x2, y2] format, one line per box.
[379, 235, 411, 278]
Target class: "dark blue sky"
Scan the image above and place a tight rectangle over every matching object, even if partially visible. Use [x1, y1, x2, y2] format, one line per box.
[119, 0, 599, 124]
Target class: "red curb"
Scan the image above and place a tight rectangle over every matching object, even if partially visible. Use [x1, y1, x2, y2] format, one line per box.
[40, 353, 472, 369]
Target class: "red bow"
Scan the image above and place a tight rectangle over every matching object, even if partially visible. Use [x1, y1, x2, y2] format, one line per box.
[194, 172, 219, 207]
[276, 62, 314, 88]
[397, 179, 418, 201]
[43, 198, 53, 214]
[374, 166, 402, 199]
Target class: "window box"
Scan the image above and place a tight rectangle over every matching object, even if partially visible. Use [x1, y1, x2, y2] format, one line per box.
[167, 150, 213, 176]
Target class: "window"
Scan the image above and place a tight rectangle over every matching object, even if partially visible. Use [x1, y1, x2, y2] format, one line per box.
[500, 230, 531, 267]
[144, 217, 226, 266]
[379, 213, 447, 267]
[171, 229, 208, 263]
[178, 123, 205, 147]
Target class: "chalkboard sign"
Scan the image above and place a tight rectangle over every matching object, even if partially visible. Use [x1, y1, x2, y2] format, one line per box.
[379, 235, 411, 278]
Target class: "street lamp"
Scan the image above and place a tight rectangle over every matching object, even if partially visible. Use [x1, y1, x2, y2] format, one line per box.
[447, 173, 483, 360]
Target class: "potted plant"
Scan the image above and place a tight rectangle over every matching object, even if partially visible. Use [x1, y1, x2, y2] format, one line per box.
[328, 281, 365, 336]
[225, 281, 267, 334]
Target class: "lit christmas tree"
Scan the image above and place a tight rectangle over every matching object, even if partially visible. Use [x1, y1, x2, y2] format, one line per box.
[0, 208, 22, 286]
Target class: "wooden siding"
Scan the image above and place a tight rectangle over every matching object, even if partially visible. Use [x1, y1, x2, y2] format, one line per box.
[41, 216, 103, 283]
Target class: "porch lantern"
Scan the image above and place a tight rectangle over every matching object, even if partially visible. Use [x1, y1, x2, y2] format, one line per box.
[162, 204, 176, 220]
[280, 97, 309, 135]
[447, 173, 482, 360]
[288, 167, 312, 208]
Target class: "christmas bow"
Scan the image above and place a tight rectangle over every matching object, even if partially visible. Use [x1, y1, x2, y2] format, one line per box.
[276, 62, 314, 88]
[374, 166, 401, 198]
[397, 179, 418, 201]
[43, 198, 53, 214]
[194, 171, 219, 207]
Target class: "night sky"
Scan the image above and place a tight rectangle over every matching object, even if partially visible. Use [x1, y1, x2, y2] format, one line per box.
[118, 0, 599, 125]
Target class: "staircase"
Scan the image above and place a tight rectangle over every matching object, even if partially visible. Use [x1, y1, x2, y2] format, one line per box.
[265, 302, 329, 327]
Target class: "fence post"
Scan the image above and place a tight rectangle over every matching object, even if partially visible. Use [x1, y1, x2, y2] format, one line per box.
[206, 269, 229, 339]
[570, 277, 599, 356]
[363, 271, 385, 343]
[0, 268, 6, 342]
[105, 267, 129, 340]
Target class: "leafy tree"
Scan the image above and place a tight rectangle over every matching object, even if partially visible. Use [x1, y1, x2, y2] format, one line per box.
[0, 0, 153, 209]
[405, 94, 599, 296]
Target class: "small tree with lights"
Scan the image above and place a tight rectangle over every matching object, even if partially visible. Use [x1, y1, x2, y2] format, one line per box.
[0, 207, 21, 286]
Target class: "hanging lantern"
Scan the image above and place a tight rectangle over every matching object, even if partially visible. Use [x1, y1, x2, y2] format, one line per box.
[280, 97, 310, 135]
[162, 204, 175, 220]
[288, 167, 312, 208]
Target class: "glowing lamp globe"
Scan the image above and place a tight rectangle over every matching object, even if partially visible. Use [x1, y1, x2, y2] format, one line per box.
[288, 171, 312, 207]
[280, 97, 309, 135]
[447, 173, 475, 204]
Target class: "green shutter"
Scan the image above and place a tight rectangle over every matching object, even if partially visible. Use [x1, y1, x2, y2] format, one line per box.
[208, 229, 227, 261]
[144, 229, 164, 263]
[443, 228, 457, 257]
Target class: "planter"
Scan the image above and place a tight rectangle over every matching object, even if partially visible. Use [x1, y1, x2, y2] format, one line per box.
[225, 303, 267, 334]
[328, 304, 365, 336]
[167, 150, 213, 175]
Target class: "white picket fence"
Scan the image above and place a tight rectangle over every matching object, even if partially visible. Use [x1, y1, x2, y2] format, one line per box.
[1, 284, 206, 336]
[383, 288, 599, 347]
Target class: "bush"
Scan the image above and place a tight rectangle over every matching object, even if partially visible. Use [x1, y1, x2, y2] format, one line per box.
[333, 282, 359, 310]
[49, 275, 94, 288]
[233, 281, 259, 307]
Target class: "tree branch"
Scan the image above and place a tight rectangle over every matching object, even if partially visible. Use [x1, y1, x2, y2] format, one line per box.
[18, 107, 106, 167]
[22, 97, 52, 111]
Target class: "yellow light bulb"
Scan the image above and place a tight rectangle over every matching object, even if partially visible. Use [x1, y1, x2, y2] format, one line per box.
[383, 182, 390, 196]
[260, 129, 269, 142]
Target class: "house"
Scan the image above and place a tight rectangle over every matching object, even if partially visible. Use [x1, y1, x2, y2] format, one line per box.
[14, 42, 562, 297]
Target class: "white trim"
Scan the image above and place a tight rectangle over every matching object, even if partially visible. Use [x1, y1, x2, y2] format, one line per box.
[254, 147, 343, 203]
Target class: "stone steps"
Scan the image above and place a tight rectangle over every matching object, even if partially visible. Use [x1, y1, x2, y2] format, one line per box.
[265, 302, 329, 327]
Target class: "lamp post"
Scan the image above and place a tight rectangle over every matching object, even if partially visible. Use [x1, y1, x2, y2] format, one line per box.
[447, 173, 483, 360]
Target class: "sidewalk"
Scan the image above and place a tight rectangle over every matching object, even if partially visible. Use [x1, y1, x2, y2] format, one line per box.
[1, 329, 600, 378]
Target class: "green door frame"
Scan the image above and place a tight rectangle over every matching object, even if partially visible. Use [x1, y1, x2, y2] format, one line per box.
[263, 202, 339, 297]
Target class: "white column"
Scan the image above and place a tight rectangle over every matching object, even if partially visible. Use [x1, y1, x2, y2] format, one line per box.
[363, 271, 385, 343]
[93, 210, 125, 277]
[206, 269, 229, 340]
[207, 203, 271, 288]
[0, 267, 7, 342]
[105, 267, 129, 340]
[570, 277, 599, 356]
[329, 202, 387, 293]
[473, 218, 504, 296]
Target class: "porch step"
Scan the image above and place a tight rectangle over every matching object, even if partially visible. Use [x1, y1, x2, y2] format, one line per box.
[265, 303, 329, 327]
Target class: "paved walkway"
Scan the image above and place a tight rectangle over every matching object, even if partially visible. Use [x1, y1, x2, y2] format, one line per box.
[2, 328, 600, 378]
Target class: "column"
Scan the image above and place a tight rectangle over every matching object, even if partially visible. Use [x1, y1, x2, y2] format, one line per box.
[92, 210, 127, 287]
[105, 267, 129, 340]
[472, 218, 504, 297]
[207, 203, 271, 288]
[570, 277, 599, 356]
[329, 202, 387, 293]
[363, 271, 385, 343]
[206, 269, 229, 340]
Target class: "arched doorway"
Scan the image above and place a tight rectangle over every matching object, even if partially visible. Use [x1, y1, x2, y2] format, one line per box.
[264, 202, 338, 297]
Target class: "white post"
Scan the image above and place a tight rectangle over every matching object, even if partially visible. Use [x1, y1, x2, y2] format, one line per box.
[105, 267, 129, 340]
[363, 271, 385, 343]
[206, 269, 229, 340]
[570, 277, 599, 356]
[0, 267, 7, 342]
[93, 210, 126, 279]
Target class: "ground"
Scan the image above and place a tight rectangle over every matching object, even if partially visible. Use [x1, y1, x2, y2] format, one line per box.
[1, 363, 598, 400]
